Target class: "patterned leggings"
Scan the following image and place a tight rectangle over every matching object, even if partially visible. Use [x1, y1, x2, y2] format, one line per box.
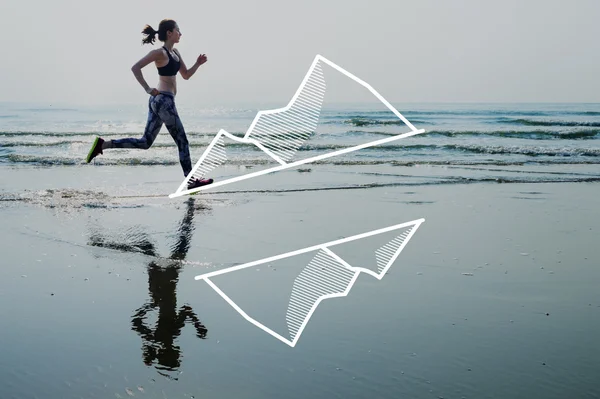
[111, 92, 192, 176]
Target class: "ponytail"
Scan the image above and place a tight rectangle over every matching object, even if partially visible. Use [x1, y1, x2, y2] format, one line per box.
[141, 24, 157, 45]
[141, 20, 177, 45]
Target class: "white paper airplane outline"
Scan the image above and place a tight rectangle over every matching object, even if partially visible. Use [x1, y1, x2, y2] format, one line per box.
[195, 218, 425, 347]
[169, 54, 426, 198]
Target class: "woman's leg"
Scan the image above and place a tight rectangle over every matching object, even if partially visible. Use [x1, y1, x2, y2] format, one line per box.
[153, 95, 213, 189]
[109, 97, 164, 150]
[152, 94, 193, 177]
[85, 97, 164, 163]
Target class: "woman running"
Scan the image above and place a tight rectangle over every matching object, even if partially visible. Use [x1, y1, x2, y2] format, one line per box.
[86, 19, 213, 190]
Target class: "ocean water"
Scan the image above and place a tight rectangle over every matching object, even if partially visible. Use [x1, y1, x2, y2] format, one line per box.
[1, 102, 599, 399]
[1, 101, 599, 179]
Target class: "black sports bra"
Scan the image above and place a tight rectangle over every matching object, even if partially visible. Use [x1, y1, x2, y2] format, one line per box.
[157, 47, 181, 76]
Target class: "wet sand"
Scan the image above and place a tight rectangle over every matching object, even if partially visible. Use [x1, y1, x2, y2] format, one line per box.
[1, 164, 599, 398]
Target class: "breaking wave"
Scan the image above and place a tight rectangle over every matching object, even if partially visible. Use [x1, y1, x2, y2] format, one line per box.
[502, 118, 600, 127]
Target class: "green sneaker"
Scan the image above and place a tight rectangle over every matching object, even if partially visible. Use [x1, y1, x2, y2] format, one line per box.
[86, 137, 104, 163]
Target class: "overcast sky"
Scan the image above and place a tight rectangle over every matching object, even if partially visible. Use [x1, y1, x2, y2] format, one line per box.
[1, 0, 599, 107]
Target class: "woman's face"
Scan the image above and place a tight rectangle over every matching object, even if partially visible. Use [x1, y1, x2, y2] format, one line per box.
[168, 24, 182, 43]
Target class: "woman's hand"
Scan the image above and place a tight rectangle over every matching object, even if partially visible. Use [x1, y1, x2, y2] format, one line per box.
[196, 54, 207, 66]
[146, 87, 160, 96]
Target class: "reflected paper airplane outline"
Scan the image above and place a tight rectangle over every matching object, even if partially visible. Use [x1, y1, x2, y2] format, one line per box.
[169, 54, 426, 198]
[195, 218, 424, 347]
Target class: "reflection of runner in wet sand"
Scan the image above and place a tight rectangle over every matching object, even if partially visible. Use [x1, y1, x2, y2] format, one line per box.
[127, 197, 208, 379]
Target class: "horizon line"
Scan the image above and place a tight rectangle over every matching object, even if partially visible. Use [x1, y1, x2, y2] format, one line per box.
[4, 100, 600, 107]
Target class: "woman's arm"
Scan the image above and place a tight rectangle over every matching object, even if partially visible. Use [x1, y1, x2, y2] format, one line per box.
[131, 49, 163, 94]
[174, 49, 207, 80]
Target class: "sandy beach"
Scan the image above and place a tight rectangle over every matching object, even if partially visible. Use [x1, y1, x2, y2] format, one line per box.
[1, 157, 599, 398]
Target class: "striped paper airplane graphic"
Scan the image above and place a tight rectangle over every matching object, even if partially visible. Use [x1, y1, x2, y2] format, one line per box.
[195, 218, 424, 347]
[169, 54, 426, 198]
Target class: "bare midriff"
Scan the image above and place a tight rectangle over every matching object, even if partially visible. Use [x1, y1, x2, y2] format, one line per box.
[156, 75, 177, 96]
